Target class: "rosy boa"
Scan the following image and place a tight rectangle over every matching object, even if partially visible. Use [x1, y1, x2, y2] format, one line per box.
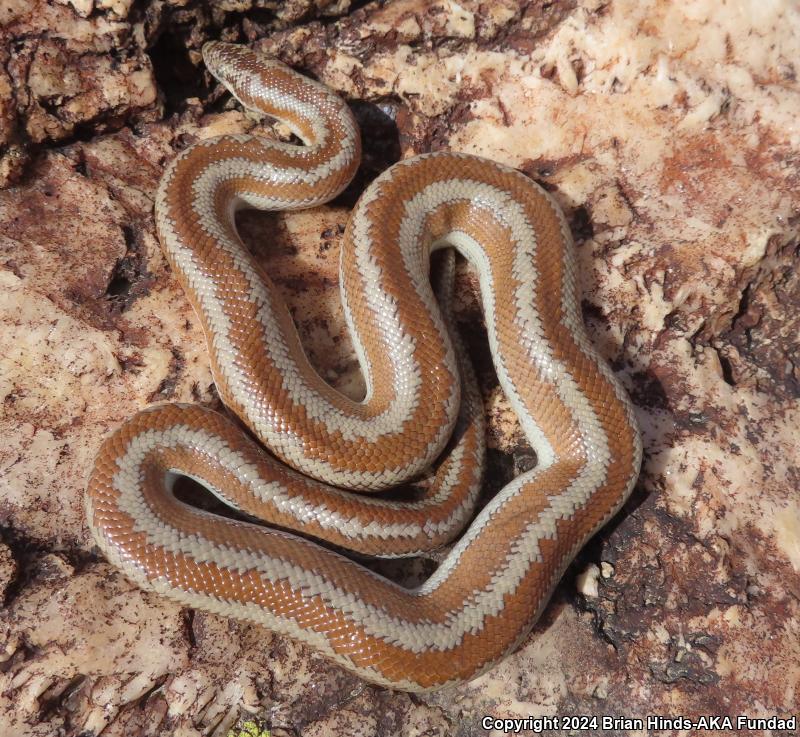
[86, 42, 642, 692]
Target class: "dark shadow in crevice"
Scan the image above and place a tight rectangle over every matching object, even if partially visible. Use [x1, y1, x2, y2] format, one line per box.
[333, 99, 403, 208]
[149, 30, 212, 116]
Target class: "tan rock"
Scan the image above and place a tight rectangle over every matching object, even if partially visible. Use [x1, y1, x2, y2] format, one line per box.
[0, 0, 797, 733]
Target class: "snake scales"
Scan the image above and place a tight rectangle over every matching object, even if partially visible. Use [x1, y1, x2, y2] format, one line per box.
[86, 42, 642, 692]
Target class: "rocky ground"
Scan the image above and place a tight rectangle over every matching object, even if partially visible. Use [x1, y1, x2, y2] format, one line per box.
[0, 0, 798, 735]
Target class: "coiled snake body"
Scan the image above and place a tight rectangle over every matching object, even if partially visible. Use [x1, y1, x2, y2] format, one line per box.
[86, 43, 642, 692]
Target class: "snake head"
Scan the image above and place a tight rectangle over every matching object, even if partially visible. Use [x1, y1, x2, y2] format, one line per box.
[202, 42, 258, 88]
[201, 42, 301, 117]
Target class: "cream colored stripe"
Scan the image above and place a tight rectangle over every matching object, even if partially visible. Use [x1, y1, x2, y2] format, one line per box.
[112, 447, 593, 654]
[113, 426, 479, 544]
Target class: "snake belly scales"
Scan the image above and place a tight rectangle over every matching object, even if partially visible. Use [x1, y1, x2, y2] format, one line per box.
[85, 42, 642, 692]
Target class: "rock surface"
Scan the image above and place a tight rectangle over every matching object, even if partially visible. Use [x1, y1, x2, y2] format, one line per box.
[1, 0, 798, 735]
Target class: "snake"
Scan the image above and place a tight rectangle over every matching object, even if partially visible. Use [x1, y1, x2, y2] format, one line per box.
[85, 42, 642, 692]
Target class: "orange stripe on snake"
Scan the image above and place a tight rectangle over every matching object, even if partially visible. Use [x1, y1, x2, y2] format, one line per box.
[85, 42, 642, 691]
